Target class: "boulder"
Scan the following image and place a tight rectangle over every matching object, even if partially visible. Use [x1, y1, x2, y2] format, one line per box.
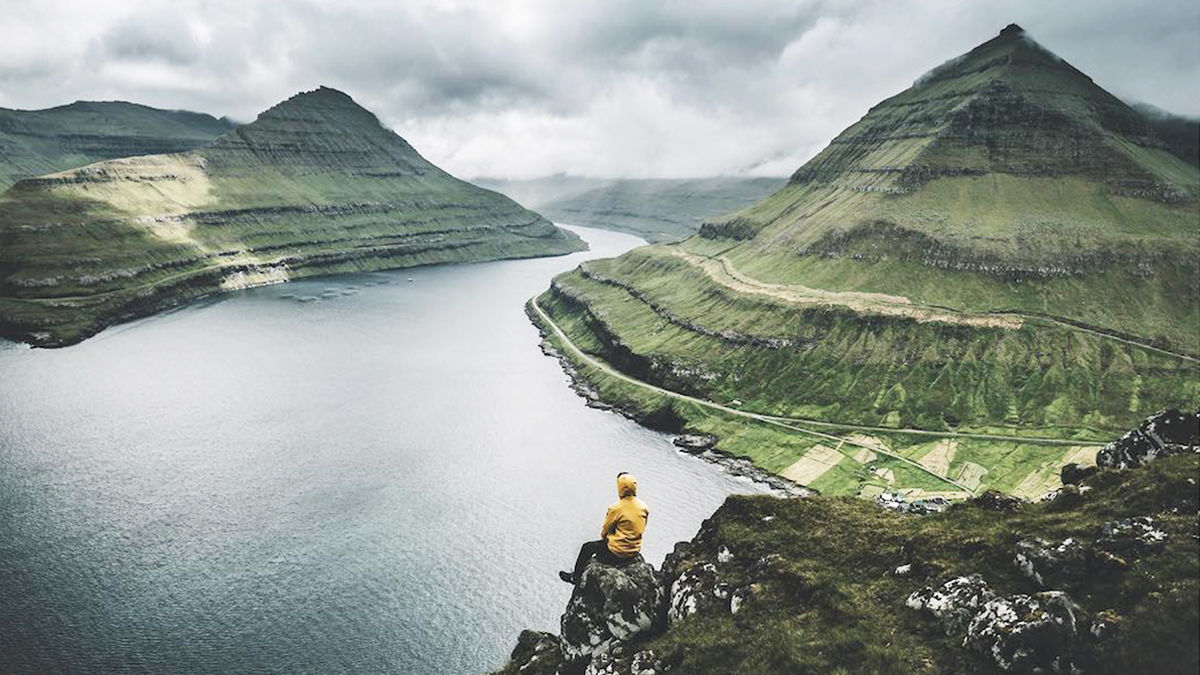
[965, 591, 1084, 673]
[1096, 516, 1168, 555]
[667, 561, 730, 623]
[502, 630, 562, 675]
[972, 490, 1026, 511]
[905, 574, 997, 635]
[672, 434, 717, 453]
[1096, 409, 1199, 469]
[1060, 463, 1098, 486]
[1014, 537, 1089, 589]
[559, 555, 666, 672]
[909, 576, 1095, 673]
[583, 649, 666, 675]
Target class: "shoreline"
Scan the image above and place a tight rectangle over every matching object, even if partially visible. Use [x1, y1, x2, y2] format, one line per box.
[525, 300, 814, 499]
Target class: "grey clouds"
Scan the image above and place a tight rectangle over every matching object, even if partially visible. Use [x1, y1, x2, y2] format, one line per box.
[1, 0, 1196, 179]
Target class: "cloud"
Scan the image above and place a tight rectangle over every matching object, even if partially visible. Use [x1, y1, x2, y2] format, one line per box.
[99, 13, 203, 65]
[0, 0, 1196, 179]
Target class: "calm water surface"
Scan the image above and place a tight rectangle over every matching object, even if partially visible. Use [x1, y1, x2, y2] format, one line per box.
[0, 225, 765, 674]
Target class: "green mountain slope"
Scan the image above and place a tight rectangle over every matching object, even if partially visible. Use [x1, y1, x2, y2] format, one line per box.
[480, 177, 785, 242]
[0, 100, 235, 191]
[534, 25, 1200, 498]
[0, 87, 583, 347]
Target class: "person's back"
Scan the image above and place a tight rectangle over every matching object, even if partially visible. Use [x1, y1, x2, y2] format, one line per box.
[603, 473, 648, 557]
[560, 472, 650, 584]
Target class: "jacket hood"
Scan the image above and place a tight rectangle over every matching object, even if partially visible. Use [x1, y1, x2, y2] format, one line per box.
[617, 473, 637, 498]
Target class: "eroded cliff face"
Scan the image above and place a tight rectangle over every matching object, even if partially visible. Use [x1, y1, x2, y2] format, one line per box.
[0, 87, 583, 346]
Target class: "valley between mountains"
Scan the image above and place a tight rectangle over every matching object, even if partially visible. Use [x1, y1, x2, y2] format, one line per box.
[0, 12, 1197, 675]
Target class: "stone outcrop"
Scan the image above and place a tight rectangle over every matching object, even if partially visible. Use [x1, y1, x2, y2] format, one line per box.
[908, 576, 1088, 673]
[502, 630, 562, 675]
[666, 561, 728, 623]
[972, 490, 1027, 511]
[1096, 517, 1168, 555]
[906, 573, 998, 635]
[1060, 463, 1099, 485]
[966, 591, 1085, 674]
[1096, 409, 1199, 469]
[497, 440, 1196, 673]
[558, 556, 665, 673]
[1014, 538, 1090, 589]
[910, 508, 1174, 671]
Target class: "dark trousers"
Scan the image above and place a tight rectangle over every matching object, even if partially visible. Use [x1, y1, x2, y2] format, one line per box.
[572, 539, 621, 578]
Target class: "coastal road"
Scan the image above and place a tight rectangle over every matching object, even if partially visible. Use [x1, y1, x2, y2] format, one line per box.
[530, 297, 980, 493]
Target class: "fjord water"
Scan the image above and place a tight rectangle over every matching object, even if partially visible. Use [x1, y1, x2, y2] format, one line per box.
[0, 225, 762, 674]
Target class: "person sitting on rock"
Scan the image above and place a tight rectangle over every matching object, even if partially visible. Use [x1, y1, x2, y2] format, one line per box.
[559, 472, 649, 584]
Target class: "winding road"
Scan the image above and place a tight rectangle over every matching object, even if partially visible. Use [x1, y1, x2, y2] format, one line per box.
[530, 296, 1075, 492]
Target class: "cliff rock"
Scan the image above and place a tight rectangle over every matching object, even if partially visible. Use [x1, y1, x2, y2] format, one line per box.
[1096, 409, 1199, 469]
[909, 576, 1089, 673]
[559, 555, 665, 673]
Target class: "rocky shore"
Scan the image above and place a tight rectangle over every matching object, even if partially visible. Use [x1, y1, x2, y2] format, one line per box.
[527, 301, 812, 499]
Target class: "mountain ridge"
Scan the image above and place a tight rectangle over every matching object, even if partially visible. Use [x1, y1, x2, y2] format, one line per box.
[0, 87, 583, 347]
[0, 100, 235, 190]
[479, 176, 785, 242]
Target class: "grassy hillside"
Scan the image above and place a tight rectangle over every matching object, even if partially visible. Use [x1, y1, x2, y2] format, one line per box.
[530, 25, 1200, 498]
[497, 444, 1199, 674]
[0, 101, 235, 191]
[480, 176, 784, 242]
[637, 455, 1198, 674]
[0, 87, 582, 347]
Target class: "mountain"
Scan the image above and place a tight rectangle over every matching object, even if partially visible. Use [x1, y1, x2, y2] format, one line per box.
[532, 25, 1200, 500]
[0, 100, 236, 190]
[0, 87, 583, 347]
[478, 176, 785, 242]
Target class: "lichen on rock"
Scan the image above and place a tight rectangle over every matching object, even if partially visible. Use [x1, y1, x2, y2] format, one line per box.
[559, 555, 666, 673]
[1096, 409, 1199, 469]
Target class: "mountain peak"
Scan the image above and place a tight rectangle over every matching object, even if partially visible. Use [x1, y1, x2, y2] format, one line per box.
[202, 87, 432, 175]
[281, 86, 357, 107]
[255, 86, 374, 122]
[999, 23, 1025, 39]
[784, 23, 1194, 200]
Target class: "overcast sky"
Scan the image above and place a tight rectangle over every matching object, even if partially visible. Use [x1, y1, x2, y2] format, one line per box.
[1, 0, 1197, 179]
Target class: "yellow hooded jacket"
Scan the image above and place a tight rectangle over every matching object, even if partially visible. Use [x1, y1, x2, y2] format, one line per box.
[602, 473, 649, 557]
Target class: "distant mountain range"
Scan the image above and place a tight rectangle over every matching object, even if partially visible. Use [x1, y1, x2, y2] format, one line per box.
[0, 101, 236, 191]
[478, 176, 785, 243]
[533, 24, 1199, 500]
[0, 87, 582, 347]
